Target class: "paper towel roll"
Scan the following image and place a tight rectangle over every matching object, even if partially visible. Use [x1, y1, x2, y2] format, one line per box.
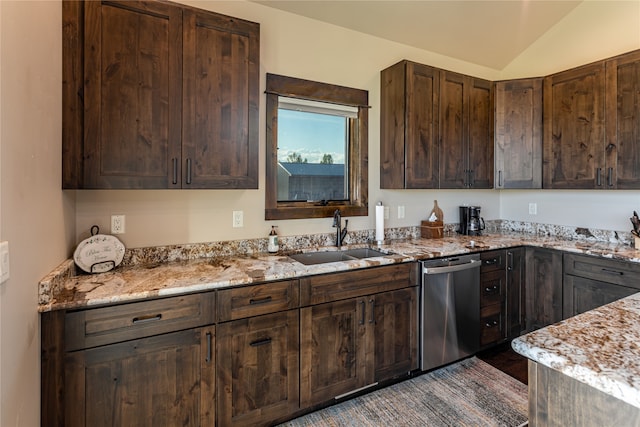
[375, 203, 384, 243]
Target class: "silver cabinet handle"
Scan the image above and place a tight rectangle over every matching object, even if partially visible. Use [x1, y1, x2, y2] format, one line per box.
[186, 158, 192, 185]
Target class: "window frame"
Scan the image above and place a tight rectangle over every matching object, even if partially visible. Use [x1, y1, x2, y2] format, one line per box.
[265, 73, 369, 220]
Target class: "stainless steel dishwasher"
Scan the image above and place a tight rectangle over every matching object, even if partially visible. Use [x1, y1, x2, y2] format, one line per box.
[420, 254, 481, 371]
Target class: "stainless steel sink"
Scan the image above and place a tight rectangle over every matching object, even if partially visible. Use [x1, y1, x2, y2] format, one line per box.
[289, 248, 388, 265]
[341, 248, 387, 259]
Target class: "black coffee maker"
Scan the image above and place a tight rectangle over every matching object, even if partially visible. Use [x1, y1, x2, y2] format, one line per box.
[458, 206, 485, 236]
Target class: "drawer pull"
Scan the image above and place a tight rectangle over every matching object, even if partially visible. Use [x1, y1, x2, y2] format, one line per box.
[484, 285, 499, 293]
[132, 314, 162, 324]
[601, 268, 624, 276]
[485, 320, 499, 328]
[250, 337, 272, 347]
[484, 258, 499, 266]
[369, 299, 375, 324]
[249, 296, 273, 305]
[205, 332, 212, 363]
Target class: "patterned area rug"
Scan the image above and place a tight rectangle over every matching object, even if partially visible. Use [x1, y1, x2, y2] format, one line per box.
[280, 357, 528, 427]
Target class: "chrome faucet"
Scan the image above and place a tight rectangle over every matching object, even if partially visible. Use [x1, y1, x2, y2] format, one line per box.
[333, 209, 348, 247]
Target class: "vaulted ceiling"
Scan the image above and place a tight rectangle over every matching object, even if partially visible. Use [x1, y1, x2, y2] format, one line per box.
[253, 1, 583, 70]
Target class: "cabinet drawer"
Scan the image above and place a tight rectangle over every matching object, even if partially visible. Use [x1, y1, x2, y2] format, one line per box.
[300, 263, 416, 306]
[217, 280, 299, 322]
[480, 250, 506, 273]
[480, 270, 505, 307]
[65, 292, 216, 351]
[564, 254, 640, 289]
[480, 303, 503, 346]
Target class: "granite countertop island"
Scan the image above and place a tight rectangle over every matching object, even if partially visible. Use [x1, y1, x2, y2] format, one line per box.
[38, 225, 640, 312]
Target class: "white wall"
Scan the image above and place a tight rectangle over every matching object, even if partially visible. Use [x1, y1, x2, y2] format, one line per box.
[0, 2, 75, 426]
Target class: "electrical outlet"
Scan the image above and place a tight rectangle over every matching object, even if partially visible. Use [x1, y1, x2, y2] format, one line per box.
[0, 241, 9, 284]
[528, 203, 538, 215]
[398, 205, 405, 219]
[111, 215, 126, 234]
[233, 210, 244, 228]
[384, 206, 389, 220]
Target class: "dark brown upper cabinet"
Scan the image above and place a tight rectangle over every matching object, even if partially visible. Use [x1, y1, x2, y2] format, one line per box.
[62, 0, 259, 189]
[439, 71, 494, 189]
[543, 61, 605, 189]
[605, 50, 640, 189]
[494, 78, 543, 189]
[544, 50, 640, 190]
[380, 61, 493, 189]
[380, 60, 439, 189]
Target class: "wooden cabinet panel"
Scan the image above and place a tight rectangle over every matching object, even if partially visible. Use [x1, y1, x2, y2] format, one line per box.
[65, 292, 216, 351]
[300, 263, 414, 306]
[525, 248, 564, 331]
[543, 62, 606, 189]
[563, 275, 638, 318]
[439, 71, 467, 188]
[300, 298, 371, 407]
[65, 327, 215, 427]
[468, 78, 494, 188]
[182, 9, 259, 189]
[440, 71, 493, 188]
[63, 0, 259, 189]
[506, 248, 526, 338]
[82, 0, 183, 189]
[606, 50, 640, 189]
[380, 60, 439, 189]
[373, 287, 419, 381]
[217, 311, 299, 426]
[216, 280, 298, 322]
[495, 78, 543, 189]
[563, 253, 640, 318]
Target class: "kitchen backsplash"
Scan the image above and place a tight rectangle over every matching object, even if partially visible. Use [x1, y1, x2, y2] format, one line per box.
[115, 220, 632, 268]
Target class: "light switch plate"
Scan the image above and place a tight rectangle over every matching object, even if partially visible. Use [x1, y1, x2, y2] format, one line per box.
[0, 241, 9, 284]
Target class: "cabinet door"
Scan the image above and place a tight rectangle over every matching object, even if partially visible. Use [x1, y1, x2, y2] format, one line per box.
[404, 62, 440, 189]
[83, 1, 183, 189]
[373, 287, 419, 381]
[217, 311, 299, 426]
[380, 60, 439, 189]
[495, 79, 543, 189]
[65, 327, 215, 427]
[467, 77, 494, 188]
[439, 70, 468, 188]
[563, 275, 638, 318]
[506, 248, 525, 338]
[543, 62, 606, 189]
[300, 298, 372, 407]
[525, 248, 563, 332]
[182, 9, 259, 189]
[606, 50, 640, 189]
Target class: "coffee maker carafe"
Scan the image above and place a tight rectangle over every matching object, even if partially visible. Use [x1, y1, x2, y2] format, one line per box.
[458, 206, 485, 236]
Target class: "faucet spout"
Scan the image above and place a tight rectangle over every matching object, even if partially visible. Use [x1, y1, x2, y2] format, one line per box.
[333, 210, 347, 247]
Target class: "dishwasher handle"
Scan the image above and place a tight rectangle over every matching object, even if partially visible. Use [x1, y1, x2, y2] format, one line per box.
[423, 259, 481, 275]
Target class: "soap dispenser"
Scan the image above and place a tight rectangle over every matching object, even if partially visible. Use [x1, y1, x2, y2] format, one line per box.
[268, 226, 279, 253]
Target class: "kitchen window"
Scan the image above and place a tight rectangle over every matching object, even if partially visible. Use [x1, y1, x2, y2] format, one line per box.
[265, 74, 369, 220]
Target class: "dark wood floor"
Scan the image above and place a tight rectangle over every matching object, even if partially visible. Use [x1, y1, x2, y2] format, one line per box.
[477, 341, 528, 385]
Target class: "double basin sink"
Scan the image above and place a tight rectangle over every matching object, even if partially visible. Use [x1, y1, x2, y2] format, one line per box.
[289, 248, 388, 265]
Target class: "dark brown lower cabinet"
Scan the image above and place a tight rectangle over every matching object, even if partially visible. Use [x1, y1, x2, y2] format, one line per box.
[479, 248, 525, 347]
[563, 253, 640, 318]
[216, 310, 299, 426]
[525, 248, 564, 331]
[65, 327, 215, 427]
[299, 287, 418, 408]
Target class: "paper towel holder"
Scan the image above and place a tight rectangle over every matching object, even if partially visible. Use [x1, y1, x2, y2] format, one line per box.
[374, 201, 385, 246]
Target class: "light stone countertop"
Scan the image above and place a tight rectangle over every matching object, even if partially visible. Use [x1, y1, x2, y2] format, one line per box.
[38, 225, 640, 312]
[512, 294, 640, 409]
